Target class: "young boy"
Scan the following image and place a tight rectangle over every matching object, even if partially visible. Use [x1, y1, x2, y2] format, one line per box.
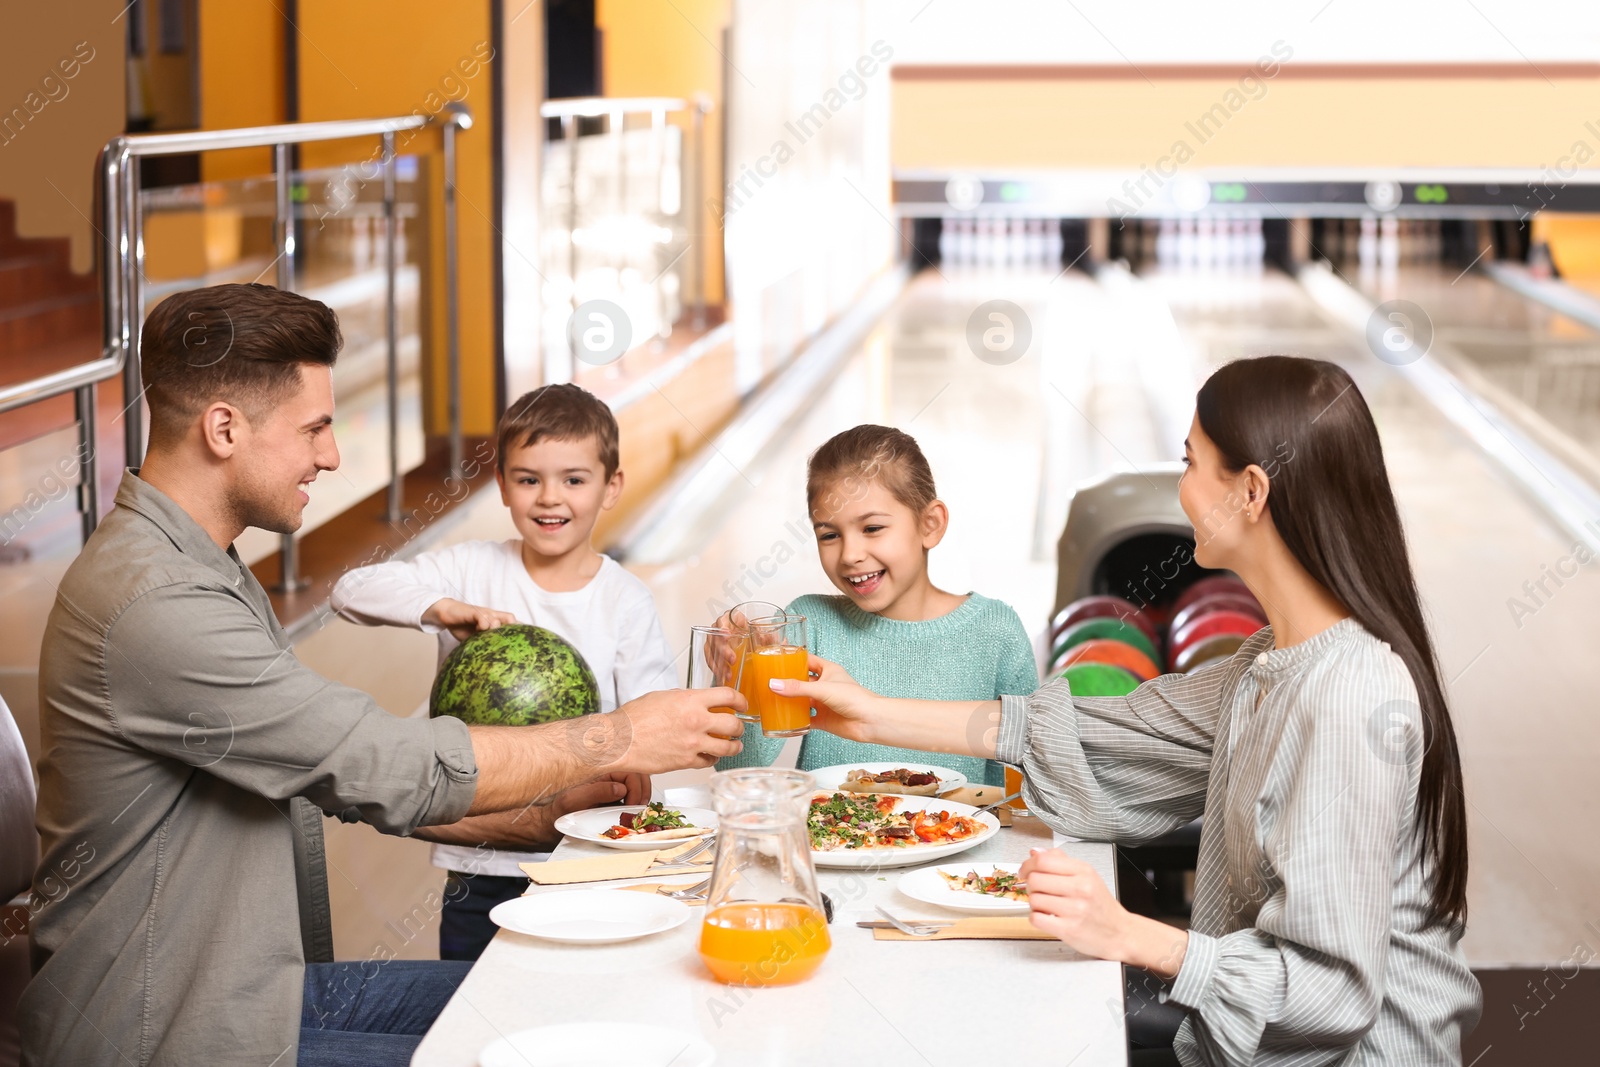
[331, 383, 676, 960]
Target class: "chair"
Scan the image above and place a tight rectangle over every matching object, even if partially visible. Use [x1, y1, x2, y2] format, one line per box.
[0, 695, 37, 1067]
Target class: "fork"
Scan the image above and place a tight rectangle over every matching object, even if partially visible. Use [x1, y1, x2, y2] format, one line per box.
[669, 835, 717, 863]
[873, 905, 949, 937]
[657, 875, 712, 900]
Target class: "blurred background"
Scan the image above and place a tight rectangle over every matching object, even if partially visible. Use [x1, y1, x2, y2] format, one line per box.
[3, 1, 1599, 1060]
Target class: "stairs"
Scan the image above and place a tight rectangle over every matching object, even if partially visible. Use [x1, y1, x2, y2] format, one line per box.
[0, 199, 124, 559]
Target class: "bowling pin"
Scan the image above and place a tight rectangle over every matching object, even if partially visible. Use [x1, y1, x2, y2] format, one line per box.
[1358, 216, 1378, 272]
[1379, 216, 1399, 271]
[1045, 219, 1063, 267]
[1177, 218, 1197, 271]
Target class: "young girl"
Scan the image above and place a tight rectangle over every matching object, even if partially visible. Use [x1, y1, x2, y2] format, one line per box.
[717, 424, 1037, 785]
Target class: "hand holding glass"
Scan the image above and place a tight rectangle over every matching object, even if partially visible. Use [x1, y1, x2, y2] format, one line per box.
[687, 625, 747, 727]
[744, 614, 810, 738]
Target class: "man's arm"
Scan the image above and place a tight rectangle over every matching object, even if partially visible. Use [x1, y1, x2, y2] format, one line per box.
[463, 688, 743, 816]
[413, 772, 648, 848]
[108, 583, 741, 834]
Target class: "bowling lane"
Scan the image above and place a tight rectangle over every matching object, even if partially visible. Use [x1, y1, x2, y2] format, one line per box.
[1139, 264, 1600, 966]
[644, 258, 1598, 966]
[1350, 262, 1600, 465]
[639, 265, 1138, 648]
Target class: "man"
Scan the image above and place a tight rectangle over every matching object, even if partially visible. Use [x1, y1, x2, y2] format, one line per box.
[20, 284, 742, 1065]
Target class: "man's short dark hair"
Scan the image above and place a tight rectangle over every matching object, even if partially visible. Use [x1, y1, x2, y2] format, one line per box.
[140, 283, 342, 445]
[496, 384, 620, 478]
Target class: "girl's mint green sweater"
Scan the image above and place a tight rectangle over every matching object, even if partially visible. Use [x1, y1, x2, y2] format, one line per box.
[716, 592, 1038, 786]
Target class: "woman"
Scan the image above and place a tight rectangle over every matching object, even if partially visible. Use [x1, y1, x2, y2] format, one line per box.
[778, 356, 1481, 1065]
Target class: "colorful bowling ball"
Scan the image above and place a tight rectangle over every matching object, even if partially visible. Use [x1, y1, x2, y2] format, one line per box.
[1049, 595, 1158, 647]
[1172, 576, 1250, 619]
[1059, 662, 1141, 697]
[1054, 638, 1161, 683]
[1169, 592, 1266, 640]
[1169, 609, 1265, 664]
[1173, 632, 1248, 674]
[1050, 617, 1162, 671]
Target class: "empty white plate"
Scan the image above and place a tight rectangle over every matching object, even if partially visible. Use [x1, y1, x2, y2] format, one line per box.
[489, 890, 690, 945]
[480, 1022, 715, 1067]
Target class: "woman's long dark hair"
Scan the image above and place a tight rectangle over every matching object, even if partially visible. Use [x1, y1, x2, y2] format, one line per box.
[1197, 355, 1468, 929]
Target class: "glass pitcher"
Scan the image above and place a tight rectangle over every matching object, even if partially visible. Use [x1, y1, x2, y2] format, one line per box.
[698, 769, 831, 987]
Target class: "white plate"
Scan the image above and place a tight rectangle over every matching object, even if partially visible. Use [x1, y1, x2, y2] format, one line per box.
[898, 862, 1031, 915]
[480, 1022, 715, 1067]
[554, 805, 718, 850]
[808, 794, 1000, 869]
[488, 890, 690, 945]
[806, 761, 968, 796]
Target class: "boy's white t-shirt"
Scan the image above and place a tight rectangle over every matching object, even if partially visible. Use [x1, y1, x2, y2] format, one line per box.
[330, 539, 678, 877]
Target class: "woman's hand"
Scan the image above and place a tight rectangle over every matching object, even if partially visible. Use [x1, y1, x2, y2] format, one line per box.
[1020, 847, 1188, 978]
[769, 654, 878, 743]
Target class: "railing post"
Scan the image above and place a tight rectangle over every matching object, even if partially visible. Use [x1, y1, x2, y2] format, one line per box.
[383, 131, 401, 524]
[272, 142, 309, 593]
[122, 148, 145, 471]
[690, 98, 707, 331]
[562, 112, 579, 384]
[442, 104, 470, 482]
[75, 385, 98, 543]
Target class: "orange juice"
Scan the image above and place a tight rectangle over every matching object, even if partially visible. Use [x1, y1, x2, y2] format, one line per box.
[746, 645, 810, 736]
[735, 648, 761, 721]
[699, 902, 831, 986]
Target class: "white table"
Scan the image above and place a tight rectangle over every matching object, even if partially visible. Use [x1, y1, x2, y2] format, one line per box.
[412, 816, 1129, 1066]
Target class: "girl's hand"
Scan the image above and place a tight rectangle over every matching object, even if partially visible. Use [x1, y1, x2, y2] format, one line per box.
[769, 655, 876, 743]
[1020, 848, 1189, 977]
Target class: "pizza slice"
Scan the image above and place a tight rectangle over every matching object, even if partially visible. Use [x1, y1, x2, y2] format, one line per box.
[601, 801, 704, 840]
[838, 767, 943, 796]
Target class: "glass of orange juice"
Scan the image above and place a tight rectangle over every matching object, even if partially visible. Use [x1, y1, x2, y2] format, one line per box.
[700, 768, 830, 987]
[743, 614, 810, 738]
[727, 601, 783, 722]
[688, 625, 746, 727]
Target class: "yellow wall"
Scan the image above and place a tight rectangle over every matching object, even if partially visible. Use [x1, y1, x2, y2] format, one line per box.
[0, 4, 126, 272]
[198, 0, 284, 181]
[294, 0, 499, 437]
[597, 0, 728, 304]
[891, 71, 1600, 171]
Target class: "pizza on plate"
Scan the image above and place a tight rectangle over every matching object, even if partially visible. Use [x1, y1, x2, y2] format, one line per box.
[838, 767, 943, 796]
[939, 867, 1028, 900]
[601, 801, 705, 840]
[806, 791, 984, 851]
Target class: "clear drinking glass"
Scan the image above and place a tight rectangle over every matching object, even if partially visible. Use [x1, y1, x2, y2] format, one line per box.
[698, 769, 830, 987]
[725, 600, 783, 723]
[744, 614, 810, 738]
[687, 625, 746, 727]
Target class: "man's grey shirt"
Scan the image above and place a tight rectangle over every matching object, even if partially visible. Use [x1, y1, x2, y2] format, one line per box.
[22, 472, 479, 1064]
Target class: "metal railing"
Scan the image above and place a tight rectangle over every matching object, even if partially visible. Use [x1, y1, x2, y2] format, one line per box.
[0, 108, 470, 591]
[539, 95, 711, 383]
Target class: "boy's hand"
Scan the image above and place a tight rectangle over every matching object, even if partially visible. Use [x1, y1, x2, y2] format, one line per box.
[424, 597, 518, 642]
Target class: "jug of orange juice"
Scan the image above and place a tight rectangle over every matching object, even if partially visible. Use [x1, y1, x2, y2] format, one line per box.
[699, 769, 830, 987]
